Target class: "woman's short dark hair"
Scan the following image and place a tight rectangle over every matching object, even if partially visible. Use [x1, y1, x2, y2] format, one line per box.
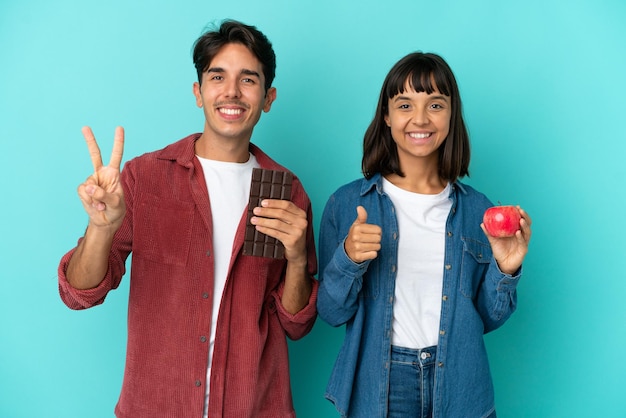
[192, 20, 276, 92]
[362, 52, 470, 182]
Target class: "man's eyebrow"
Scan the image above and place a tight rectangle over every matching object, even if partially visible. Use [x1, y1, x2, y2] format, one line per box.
[206, 67, 260, 78]
[240, 69, 261, 78]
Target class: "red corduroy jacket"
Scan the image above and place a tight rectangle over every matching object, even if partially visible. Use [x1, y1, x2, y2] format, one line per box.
[58, 134, 319, 418]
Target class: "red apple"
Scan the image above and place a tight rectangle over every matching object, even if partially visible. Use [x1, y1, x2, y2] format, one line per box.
[483, 206, 521, 237]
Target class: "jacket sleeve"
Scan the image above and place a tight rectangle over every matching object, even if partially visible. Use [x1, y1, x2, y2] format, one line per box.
[273, 278, 319, 340]
[476, 259, 522, 333]
[272, 188, 319, 340]
[57, 240, 128, 310]
[316, 192, 372, 327]
[57, 162, 135, 310]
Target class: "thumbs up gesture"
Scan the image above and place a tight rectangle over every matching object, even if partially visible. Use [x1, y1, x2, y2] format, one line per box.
[344, 206, 382, 263]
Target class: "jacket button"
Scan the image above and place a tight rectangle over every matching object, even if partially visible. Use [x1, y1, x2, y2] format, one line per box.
[206, 250, 211, 257]
[200, 336, 207, 343]
[447, 231, 453, 237]
[439, 330, 445, 335]
[442, 295, 448, 301]
[438, 362, 444, 368]
[202, 292, 209, 299]
[445, 264, 451, 270]
[195, 380, 202, 387]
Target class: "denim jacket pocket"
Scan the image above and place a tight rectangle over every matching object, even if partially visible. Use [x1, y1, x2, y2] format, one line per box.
[459, 237, 492, 298]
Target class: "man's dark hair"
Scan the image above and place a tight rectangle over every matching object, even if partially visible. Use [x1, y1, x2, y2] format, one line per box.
[193, 19, 276, 92]
[362, 52, 470, 182]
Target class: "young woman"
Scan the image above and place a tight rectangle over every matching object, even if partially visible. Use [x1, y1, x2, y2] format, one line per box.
[317, 52, 532, 418]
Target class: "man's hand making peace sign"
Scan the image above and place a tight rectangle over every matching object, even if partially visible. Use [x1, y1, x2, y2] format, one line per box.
[67, 127, 126, 290]
[77, 126, 126, 230]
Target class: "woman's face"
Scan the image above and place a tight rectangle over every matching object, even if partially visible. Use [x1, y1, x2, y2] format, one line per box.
[384, 82, 451, 167]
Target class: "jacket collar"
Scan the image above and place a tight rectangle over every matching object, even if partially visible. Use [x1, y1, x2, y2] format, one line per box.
[154, 133, 285, 170]
[359, 172, 468, 197]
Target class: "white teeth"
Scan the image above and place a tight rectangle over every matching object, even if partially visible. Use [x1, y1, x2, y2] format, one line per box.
[219, 108, 243, 115]
[409, 132, 431, 139]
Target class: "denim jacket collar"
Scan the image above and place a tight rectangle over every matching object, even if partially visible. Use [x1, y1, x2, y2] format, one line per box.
[360, 172, 469, 198]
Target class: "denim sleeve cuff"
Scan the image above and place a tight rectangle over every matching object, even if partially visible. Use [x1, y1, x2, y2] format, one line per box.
[334, 238, 371, 274]
[320, 238, 371, 301]
[490, 259, 522, 292]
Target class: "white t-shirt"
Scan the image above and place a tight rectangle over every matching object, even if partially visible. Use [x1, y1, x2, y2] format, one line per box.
[197, 153, 259, 415]
[382, 178, 452, 349]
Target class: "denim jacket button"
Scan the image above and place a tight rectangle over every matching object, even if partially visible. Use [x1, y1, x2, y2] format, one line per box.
[445, 264, 451, 270]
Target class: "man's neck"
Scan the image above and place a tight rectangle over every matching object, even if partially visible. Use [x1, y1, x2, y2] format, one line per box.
[194, 133, 251, 162]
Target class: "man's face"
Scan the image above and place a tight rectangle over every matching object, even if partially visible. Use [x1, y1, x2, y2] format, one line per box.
[193, 42, 276, 145]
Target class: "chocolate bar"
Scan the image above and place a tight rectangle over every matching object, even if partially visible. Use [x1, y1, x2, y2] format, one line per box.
[243, 168, 293, 258]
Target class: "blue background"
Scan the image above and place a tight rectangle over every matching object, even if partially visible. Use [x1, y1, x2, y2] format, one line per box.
[1, 0, 625, 417]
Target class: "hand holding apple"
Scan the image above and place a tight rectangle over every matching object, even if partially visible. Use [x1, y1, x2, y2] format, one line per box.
[482, 205, 521, 237]
[481, 205, 532, 276]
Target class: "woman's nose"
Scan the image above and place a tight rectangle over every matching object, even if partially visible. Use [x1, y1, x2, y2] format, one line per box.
[411, 108, 428, 125]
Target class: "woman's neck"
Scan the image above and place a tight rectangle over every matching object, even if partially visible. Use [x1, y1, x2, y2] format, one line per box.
[384, 164, 446, 194]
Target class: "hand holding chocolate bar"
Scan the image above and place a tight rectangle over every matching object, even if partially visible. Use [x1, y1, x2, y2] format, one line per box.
[243, 168, 308, 261]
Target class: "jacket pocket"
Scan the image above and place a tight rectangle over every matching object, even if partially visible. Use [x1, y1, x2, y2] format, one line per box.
[459, 237, 492, 298]
[133, 192, 195, 266]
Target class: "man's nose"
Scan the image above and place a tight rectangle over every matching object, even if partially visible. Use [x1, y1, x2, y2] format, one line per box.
[224, 79, 241, 98]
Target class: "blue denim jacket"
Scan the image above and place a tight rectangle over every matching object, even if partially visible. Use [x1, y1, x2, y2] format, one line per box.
[317, 174, 521, 418]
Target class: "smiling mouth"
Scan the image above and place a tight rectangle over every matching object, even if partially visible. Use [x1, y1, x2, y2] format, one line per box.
[219, 108, 244, 116]
[409, 132, 431, 139]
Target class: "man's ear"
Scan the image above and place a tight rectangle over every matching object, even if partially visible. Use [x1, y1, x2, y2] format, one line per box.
[192, 82, 202, 107]
[263, 87, 277, 112]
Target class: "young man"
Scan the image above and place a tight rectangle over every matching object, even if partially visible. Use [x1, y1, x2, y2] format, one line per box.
[58, 20, 318, 418]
